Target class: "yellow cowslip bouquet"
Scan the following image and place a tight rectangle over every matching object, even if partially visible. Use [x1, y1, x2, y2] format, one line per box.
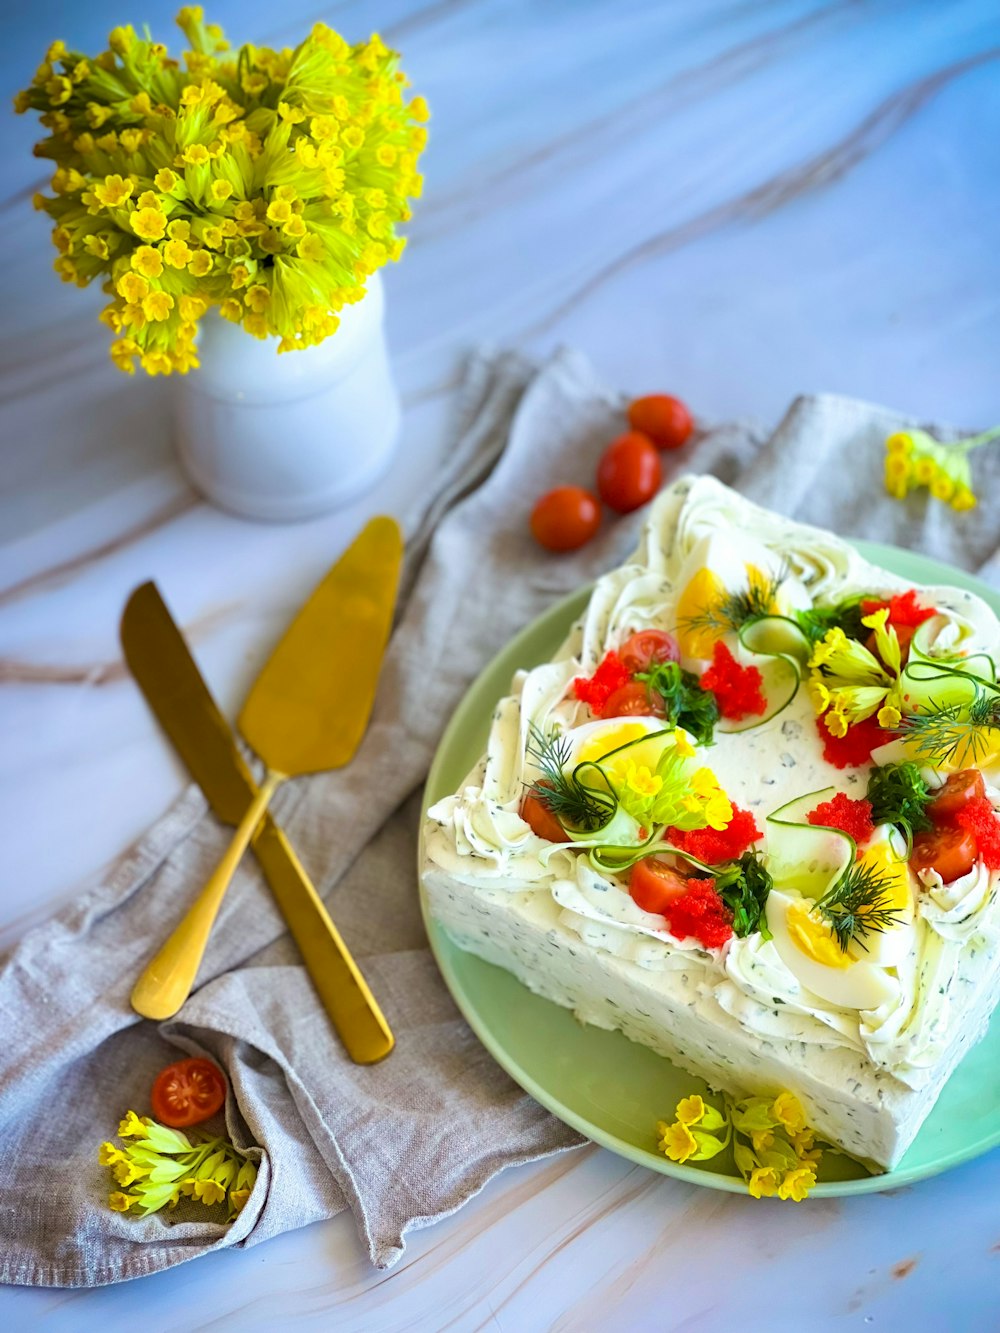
[16, 7, 428, 375]
[884, 425, 1000, 511]
[656, 1088, 824, 1200]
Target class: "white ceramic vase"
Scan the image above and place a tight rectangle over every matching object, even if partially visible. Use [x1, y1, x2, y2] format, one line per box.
[173, 271, 400, 521]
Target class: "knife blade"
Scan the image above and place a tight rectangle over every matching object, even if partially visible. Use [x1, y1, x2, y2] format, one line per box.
[121, 580, 395, 1064]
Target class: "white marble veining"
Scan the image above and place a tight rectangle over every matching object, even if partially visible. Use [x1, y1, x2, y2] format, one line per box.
[2, 0, 999, 1327]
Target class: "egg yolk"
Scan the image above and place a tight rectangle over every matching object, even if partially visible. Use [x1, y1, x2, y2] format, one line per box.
[785, 899, 851, 970]
[856, 842, 912, 917]
[675, 567, 726, 659]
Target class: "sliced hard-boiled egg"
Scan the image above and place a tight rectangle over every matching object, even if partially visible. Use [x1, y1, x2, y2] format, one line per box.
[847, 825, 915, 966]
[673, 533, 810, 663]
[765, 888, 899, 1010]
[562, 716, 681, 787]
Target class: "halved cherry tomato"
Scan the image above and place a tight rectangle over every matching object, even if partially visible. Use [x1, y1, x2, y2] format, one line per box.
[596, 433, 662, 514]
[619, 629, 680, 674]
[151, 1058, 227, 1128]
[629, 858, 689, 914]
[928, 769, 986, 823]
[910, 824, 978, 882]
[530, 486, 601, 552]
[520, 789, 570, 843]
[600, 680, 667, 719]
[626, 395, 693, 451]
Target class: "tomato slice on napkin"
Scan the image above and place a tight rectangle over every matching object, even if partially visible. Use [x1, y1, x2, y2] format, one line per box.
[151, 1058, 227, 1127]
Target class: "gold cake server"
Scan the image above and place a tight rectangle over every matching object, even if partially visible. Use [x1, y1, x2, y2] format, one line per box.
[127, 515, 403, 1033]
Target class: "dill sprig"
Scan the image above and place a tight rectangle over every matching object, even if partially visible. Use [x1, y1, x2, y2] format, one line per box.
[816, 861, 903, 953]
[793, 599, 868, 646]
[524, 724, 615, 833]
[636, 661, 719, 745]
[680, 567, 785, 638]
[896, 688, 1000, 769]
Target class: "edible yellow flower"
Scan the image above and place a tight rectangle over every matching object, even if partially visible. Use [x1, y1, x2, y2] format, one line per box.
[131, 245, 164, 278]
[182, 143, 211, 166]
[675, 1095, 705, 1126]
[108, 1191, 134, 1212]
[116, 272, 149, 304]
[657, 1119, 698, 1164]
[117, 1111, 147, 1139]
[142, 290, 174, 321]
[771, 1092, 807, 1135]
[162, 238, 193, 268]
[747, 1166, 780, 1199]
[189, 250, 213, 277]
[131, 208, 167, 242]
[778, 1166, 816, 1201]
[93, 174, 134, 208]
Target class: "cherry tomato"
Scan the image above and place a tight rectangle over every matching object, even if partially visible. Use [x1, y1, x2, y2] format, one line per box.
[626, 395, 693, 451]
[596, 433, 662, 514]
[629, 858, 689, 914]
[928, 769, 986, 823]
[520, 789, 570, 843]
[910, 824, 978, 882]
[530, 486, 601, 552]
[600, 680, 666, 719]
[619, 629, 680, 674]
[151, 1058, 227, 1128]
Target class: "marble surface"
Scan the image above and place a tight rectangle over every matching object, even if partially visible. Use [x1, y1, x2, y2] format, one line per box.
[2, 0, 1000, 1327]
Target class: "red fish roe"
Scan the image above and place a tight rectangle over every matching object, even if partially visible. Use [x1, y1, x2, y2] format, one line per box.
[699, 642, 766, 720]
[573, 650, 631, 712]
[663, 878, 733, 949]
[817, 715, 885, 770]
[860, 589, 936, 628]
[667, 806, 762, 863]
[807, 792, 875, 845]
[956, 797, 1000, 870]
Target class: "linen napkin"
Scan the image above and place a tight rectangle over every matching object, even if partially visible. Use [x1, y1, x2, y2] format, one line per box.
[1, 348, 997, 1288]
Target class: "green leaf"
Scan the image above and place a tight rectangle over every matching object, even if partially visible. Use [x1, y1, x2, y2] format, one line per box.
[865, 761, 933, 846]
[714, 852, 774, 939]
[635, 662, 719, 746]
[689, 1130, 728, 1161]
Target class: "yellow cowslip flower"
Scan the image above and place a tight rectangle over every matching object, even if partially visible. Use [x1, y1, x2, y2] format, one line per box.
[952, 486, 977, 512]
[182, 143, 211, 166]
[930, 473, 954, 502]
[244, 312, 268, 338]
[747, 1166, 780, 1199]
[778, 1167, 816, 1201]
[283, 215, 307, 239]
[98, 1141, 125, 1167]
[266, 198, 292, 224]
[623, 762, 662, 800]
[376, 143, 397, 167]
[163, 238, 192, 268]
[119, 129, 145, 154]
[131, 245, 164, 278]
[877, 703, 901, 728]
[193, 1178, 227, 1206]
[73, 131, 96, 153]
[108, 1191, 134, 1212]
[45, 74, 72, 105]
[750, 1129, 774, 1154]
[297, 233, 324, 262]
[409, 95, 430, 122]
[241, 71, 268, 95]
[180, 294, 208, 321]
[51, 167, 86, 194]
[86, 101, 112, 128]
[156, 168, 180, 192]
[45, 39, 67, 62]
[118, 1111, 147, 1139]
[342, 125, 364, 151]
[219, 297, 242, 322]
[116, 272, 149, 304]
[277, 101, 304, 123]
[141, 349, 174, 375]
[94, 173, 133, 208]
[131, 207, 167, 241]
[657, 1119, 698, 1164]
[244, 284, 269, 312]
[109, 337, 139, 373]
[913, 456, 937, 485]
[771, 1092, 806, 1135]
[137, 190, 162, 211]
[210, 179, 233, 202]
[188, 250, 213, 277]
[824, 703, 850, 738]
[229, 263, 252, 289]
[675, 1095, 705, 1126]
[672, 728, 695, 758]
[167, 218, 191, 241]
[142, 290, 174, 321]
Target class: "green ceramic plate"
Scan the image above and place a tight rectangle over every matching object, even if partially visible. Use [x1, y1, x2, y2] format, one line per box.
[418, 540, 1000, 1194]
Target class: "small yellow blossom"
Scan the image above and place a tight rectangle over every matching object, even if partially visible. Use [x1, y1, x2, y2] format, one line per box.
[163, 238, 193, 268]
[751, 1129, 775, 1154]
[297, 233, 325, 262]
[108, 1191, 134, 1212]
[131, 208, 167, 242]
[131, 245, 164, 278]
[93, 173, 133, 208]
[675, 1095, 705, 1126]
[623, 762, 663, 800]
[877, 704, 902, 729]
[142, 290, 174, 321]
[182, 143, 211, 166]
[210, 179, 233, 202]
[189, 250, 213, 277]
[117, 1110, 147, 1139]
[657, 1119, 698, 1164]
[116, 272, 149, 304]
[771, 1092, 807, 1135]
[748, 1166, 781, 1199]
[778, 1167, 816, 1202]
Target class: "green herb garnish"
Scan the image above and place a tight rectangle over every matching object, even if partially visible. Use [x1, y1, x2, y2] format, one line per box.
[793, 599, 868, 646]
[636, 661, 719, 745]
[680, 568, 785, 638]
[815, 860, 903, 953]
[896, 688, 1000, 769]
[865, 760, 933, 846]
[714, 852, 774, 940]
[525, 724, 615, 832]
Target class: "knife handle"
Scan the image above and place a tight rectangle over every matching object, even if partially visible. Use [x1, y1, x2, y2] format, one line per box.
[252, 814, 395, 1064]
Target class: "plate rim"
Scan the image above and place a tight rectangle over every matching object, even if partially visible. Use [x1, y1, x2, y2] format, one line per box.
[418, 536, 1000, 1196]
